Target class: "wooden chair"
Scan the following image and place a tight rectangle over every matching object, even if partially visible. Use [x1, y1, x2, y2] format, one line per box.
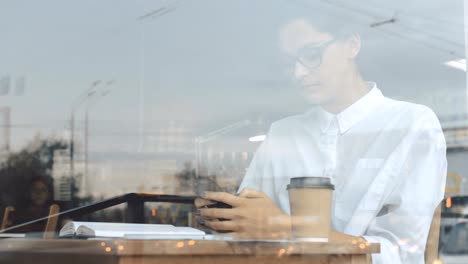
[0, 203, 61, 239]
[425, 204, 442, 264]
[43, 204, 60, 239]
[1, 206, 15, 230]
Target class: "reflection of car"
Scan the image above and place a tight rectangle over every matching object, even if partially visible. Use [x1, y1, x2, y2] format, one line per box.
[439, 221, 468, 264]
[440, 196, 468, 249]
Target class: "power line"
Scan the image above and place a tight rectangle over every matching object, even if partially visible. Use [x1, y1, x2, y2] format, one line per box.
[348, 0, 463, 29]
[288, 0, 463, 57]
[376, 27, 462, 57]
[319, 0, 463, 49]
[391, 21, 463, 49]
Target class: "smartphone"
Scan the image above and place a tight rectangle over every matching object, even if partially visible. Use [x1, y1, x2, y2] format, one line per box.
[203, 201, 233, 233]
[206, 201, 232, 209]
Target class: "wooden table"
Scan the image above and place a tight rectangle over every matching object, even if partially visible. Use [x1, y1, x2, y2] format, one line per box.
[0, 238, 379, 264]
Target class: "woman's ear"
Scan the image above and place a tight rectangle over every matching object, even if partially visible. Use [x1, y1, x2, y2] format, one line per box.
[347, 33, 361, 59]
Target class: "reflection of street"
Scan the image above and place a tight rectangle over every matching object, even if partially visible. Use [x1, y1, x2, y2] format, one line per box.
[147, 204, 191, 227]
[444, 128, 468, 150]
[446, 151, 468, 200]
[443, 117, 468, 255]
[440, 221, 468, 264]
[440, 195, 468, 263]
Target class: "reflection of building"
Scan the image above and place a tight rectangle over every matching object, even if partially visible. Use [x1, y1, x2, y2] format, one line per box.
[148, 160, 178, 193]
[80, 119, 263, 198]
[52, 149, 73, 200]
[442, 115, 468, 149]
[442, 118, 468, 196]
[200, 150, 252, 192]
[148, 121, 194, 154]
[58, 177, 73, 201]
[0, 107, 10, 154]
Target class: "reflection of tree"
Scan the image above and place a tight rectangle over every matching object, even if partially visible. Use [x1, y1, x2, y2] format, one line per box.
[174, 162, 196, 194]
[174, 162, 225, 195]
[0, 136, 68, 210]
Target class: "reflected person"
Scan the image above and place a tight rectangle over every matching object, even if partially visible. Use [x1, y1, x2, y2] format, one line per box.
[11, 176, 55, 232]
[196, 17, 446, 264]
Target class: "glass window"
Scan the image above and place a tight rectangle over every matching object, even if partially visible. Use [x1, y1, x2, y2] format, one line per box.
[0, 1, 466, 263]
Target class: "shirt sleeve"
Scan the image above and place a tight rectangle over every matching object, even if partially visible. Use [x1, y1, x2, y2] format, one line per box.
[363, 108, 447, 264]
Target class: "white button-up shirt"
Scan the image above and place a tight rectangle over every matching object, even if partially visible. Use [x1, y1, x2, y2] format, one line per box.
[239, 84, 447, 264]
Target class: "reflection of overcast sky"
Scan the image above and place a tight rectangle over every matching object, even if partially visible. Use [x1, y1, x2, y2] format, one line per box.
[0, 0, 466, 151]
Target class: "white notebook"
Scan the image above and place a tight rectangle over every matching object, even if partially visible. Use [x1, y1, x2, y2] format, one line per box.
[0, 233, 26, 238]
[59, 221, 205, 239]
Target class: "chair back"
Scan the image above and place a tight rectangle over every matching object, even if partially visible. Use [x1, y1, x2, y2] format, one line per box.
[43, 204, 60, 239]
[425, 204, 442, 264]
[1, 206, 15, 230]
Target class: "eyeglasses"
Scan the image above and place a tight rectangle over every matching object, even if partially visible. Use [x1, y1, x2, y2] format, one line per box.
[296, 38, 337, 70]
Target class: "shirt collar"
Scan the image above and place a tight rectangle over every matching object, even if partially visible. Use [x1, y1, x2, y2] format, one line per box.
[316, 82, 384, 134]
[316, 107, 335, 133]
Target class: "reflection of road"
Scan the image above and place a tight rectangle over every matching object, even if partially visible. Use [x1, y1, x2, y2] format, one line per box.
[137, 1, 183, 152]
[442, 116, 468, 150]
[444, 126, 468, 149]
[440, 221, 468, 264]
[441, 196, 468, 233]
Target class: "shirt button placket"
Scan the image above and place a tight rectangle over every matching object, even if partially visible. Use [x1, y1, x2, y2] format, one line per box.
[322, 118, 339, 180]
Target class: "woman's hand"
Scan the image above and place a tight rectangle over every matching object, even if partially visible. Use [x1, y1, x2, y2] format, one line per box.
[194, 189, 291, 239]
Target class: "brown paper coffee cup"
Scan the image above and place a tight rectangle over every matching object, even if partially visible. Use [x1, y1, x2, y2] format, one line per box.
[287, 177, 334, 242]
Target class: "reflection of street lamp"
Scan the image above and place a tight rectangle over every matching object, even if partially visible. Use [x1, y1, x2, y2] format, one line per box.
[137, 2, 179, 152]
[83, 80, 114, 196]
[69, 80, 101, 200]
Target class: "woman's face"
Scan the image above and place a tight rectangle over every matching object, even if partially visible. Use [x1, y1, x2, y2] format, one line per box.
[30, 181, 50, 206]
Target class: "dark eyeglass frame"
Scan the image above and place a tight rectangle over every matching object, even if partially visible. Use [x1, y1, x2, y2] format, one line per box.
[296, 38, 338, 70]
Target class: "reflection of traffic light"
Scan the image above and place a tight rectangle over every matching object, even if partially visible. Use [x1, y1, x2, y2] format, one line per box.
[445, 173, 460, 194]
[446, 197, 452, 208]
